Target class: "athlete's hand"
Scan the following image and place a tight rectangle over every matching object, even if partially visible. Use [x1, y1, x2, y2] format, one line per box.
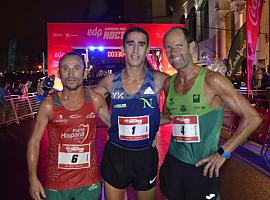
[195, 153, 226, 178]
[29, 178, 46, 200]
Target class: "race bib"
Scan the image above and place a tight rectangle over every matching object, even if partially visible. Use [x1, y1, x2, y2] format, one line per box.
[118, 115, 149, 141]
[58, 143, 90, 169]
[172, 115, 200, 143]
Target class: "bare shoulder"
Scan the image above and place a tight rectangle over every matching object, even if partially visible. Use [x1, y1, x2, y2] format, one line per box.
[37, 95, 53, 118]
[205, 70, 232, 91]
[153, 70, 170, 92]
[89, 88, 104, 102]
[153, 70, 170, 82]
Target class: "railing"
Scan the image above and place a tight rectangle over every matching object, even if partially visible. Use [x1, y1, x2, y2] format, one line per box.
[0, 93, 39, 125]
[223, 98, 270, 156]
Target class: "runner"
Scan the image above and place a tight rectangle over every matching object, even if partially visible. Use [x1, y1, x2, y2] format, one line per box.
[159, 27, 261, 200]
[95, 27, 168, 200]
[27, 52, 110, 200]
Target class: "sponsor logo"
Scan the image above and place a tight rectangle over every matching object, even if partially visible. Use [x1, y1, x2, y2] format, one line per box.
[248, 0, 262, 26]
[54, 51, 65, 58]
[149, 176, 157, 184]
[193, 106, 205, 109]
[86, 112, 95, 119]
[124, 119, 142, 124]
[52, 33, 63, 38]
[206, 193, 216, 200]
[60, 124, 89, 143]
[65, 146, 85, 153]
[193, 94, 200, 103]
[112, 91, 124, 99]
[54, 114, 68, 123]
[88, 184, 98, 191]
[180, 105, 187, 112]
[64, 33, 78, 38]
[169, 97, 174, 106]
[114, 103, 127, 109]
[144, 87, 155, 95]
[177, 117, 190, 123]
[87, 27, 103, 38]
[70, 114, 82, 119]
[140, 98, 154, 108]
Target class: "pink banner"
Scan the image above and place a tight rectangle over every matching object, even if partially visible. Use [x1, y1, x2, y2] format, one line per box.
[246, 0, 264, 96]
[47, 23, 184, 76]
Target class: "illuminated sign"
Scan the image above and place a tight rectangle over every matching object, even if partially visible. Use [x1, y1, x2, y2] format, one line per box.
[107, 51, 124, 58]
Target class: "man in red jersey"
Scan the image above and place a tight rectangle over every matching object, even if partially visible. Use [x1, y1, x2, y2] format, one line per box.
[27, 52, 110, 200]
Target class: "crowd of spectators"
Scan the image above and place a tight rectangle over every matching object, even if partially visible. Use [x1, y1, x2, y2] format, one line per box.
[0, 72, 46, 99]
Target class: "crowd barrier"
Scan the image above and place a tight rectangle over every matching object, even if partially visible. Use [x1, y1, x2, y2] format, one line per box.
[0, 93, 39, 125]
[223, 98, 270, 156]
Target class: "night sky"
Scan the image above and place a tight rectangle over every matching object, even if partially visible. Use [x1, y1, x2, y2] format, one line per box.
[0, 0, 123, 54]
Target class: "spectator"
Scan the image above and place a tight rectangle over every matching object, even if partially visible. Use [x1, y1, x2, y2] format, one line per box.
[260, 68, 270, 89]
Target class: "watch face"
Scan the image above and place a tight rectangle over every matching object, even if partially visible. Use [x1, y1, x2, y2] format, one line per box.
[217, 147, 224, 155]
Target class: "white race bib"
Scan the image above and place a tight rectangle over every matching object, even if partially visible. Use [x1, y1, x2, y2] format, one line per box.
[58, 143, 90, 169]
[172, 115, 200, 143]
[118, 115, 149, 141]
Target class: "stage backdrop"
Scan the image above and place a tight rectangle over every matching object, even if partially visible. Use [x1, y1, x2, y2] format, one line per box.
[47, 23, 184, 76]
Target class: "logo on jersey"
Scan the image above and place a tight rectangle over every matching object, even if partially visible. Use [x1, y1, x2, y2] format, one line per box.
[112, 91, 124, 99]
[86, 112, 95, 118]
[114, 103, 127, 109]
[180, 105, 187, 112]
[140, 98, 154, 108]
[169, 97, 175, 106]
[60, 124, 89, 143]
[193, 94, 200, 103]
[70, 114, 82, 119]
[54, 114, 68, 123]
[144, 87, 155, 95]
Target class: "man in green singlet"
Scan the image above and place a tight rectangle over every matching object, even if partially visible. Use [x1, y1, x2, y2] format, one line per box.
[159, 27, 262, 200]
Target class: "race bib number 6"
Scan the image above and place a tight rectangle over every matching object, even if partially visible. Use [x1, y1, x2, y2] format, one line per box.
[172, 115, 200, 143]
[118, 115, 149, 141]
[58, 143, 90, 169]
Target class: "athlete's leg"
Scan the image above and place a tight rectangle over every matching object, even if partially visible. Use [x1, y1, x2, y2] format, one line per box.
[136, 187, 155, 200]
[104, 181, 126, 200]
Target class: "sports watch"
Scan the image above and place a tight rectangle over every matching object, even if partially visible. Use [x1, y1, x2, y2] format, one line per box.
[217, 147, 231, 159]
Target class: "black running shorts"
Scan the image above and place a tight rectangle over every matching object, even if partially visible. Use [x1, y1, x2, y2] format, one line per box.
[101, 141, 159, 191]
[159, 153, 220, 200]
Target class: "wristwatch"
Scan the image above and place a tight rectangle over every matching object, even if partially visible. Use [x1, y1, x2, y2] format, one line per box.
[217, 147, 231, 159]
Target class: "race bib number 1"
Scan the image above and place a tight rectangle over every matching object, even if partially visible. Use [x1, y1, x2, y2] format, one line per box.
[172, 115, 200, 143]
[118, 115, 149, 141]
[58, 143, 90, 169]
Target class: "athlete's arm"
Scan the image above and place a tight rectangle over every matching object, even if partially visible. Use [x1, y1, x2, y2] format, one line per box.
[91, 89, 111, 127]
[160, 77, 172, 125]
[27, 97, 53, 200]
[153, 70, 170, 102]
[94, 74, 114, 98]
[196, 72, 262, 178]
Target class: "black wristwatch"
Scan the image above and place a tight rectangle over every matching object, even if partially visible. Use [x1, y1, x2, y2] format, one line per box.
[217, 147, 231, 159]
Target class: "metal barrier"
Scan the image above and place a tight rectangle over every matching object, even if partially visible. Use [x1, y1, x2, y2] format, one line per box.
[223, 98, 270, 156]
[0, 93, 39, 125]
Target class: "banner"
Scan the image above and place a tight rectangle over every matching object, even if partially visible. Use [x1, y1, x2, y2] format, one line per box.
[48, 23, 184, 76]
[226, 23, 246, 80]
[246, 0, 264, 97]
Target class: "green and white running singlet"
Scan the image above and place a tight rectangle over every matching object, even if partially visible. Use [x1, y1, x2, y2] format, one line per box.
[166, 67, 224, 164]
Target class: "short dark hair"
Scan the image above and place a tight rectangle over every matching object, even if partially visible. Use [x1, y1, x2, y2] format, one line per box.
[123, 27, 149, 47]
[58, 52, 86, 71]
[163, 27, 193, 45]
